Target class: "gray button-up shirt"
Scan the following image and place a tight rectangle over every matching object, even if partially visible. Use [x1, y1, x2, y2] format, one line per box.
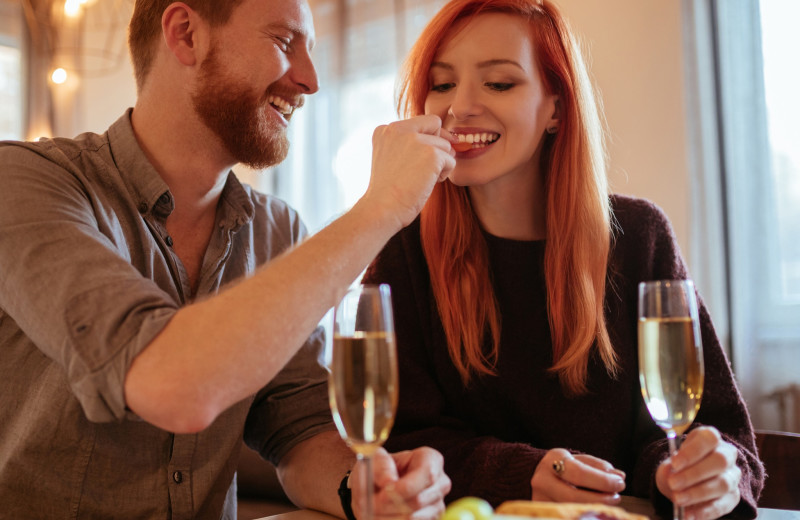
[0, 110, 334, 519]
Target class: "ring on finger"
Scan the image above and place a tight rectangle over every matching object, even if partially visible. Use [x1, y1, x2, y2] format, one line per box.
[552, 459, 567, 477]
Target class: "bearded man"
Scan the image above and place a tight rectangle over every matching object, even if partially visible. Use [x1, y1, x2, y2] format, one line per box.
[0, 0, 455, 517]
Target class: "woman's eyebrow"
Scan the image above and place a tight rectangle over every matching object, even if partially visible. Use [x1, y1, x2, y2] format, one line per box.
[430, 59, 524, 71]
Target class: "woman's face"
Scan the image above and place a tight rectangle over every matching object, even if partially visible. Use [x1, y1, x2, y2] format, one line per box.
[424, 12, 558, 190]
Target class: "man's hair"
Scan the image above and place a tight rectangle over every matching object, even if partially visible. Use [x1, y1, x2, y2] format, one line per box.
[128, 0, 246, 92]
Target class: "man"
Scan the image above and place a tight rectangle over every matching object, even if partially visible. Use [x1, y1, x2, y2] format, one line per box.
[0, 0, 455, 517]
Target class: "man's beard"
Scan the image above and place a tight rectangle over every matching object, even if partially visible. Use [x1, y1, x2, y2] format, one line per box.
[192, 46, 289, 169]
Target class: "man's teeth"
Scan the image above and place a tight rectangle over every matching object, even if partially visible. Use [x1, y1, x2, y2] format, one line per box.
[267, 95, 293, 116]
[454, 132, 499, 147]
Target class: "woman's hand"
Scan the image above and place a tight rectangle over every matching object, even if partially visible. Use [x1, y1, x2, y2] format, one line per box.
[655, 426, 742, 520]
[530, 449, 626, 504]
[350, 447, 451, 520]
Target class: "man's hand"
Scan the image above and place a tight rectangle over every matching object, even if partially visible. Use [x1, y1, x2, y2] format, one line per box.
[350, 447, 451, 520]
[362, 115, 456, 231]
[655, 426, 742, 520]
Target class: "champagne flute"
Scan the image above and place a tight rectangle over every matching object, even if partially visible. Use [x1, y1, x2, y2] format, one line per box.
[638, 280, 704, 520]
[328, 284, 399, 520]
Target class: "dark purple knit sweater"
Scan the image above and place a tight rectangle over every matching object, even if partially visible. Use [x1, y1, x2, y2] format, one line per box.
[363, 194, 763, 517]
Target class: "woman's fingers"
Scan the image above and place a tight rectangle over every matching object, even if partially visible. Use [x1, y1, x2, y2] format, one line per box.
[532, 449, 624, 504]
[574, 453, 627, 480]
[655, 427, 743, 520]
[673, 465, 742, 508]
[671, 427, 722, 471]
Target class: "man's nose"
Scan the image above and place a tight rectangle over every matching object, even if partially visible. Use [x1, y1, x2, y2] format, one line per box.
[292, 49, 319, 94]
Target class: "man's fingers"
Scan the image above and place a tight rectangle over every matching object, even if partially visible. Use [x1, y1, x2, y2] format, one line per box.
[401, 114, 444, 136]
[372, 448, 400, 488]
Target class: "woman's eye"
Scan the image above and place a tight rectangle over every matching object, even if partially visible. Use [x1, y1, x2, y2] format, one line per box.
[431, 83, 455, 93]
[486, 82, 514, 91]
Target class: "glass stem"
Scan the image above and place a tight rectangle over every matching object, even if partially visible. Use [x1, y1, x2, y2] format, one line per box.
[667, 430, 684, 520]
[359, 453, 374, 520]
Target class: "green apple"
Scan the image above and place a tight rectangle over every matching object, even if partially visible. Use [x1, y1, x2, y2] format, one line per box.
[444, 497, 494, 520]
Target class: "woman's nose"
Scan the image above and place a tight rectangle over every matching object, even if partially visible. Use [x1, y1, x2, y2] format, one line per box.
[447, 84, 483, 120]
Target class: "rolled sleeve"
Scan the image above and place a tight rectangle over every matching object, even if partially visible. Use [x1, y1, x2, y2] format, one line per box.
[65, 279, 178, 422]
[243, 326, 336, 464]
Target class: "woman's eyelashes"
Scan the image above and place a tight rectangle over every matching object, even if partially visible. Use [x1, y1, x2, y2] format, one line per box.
[431, 82, 455, 92]
[429, 81, 515, 93]
[486, 82, 514, 91]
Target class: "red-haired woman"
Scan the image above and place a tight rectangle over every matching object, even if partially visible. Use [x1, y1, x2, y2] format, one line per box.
[363, 1, 763, 518]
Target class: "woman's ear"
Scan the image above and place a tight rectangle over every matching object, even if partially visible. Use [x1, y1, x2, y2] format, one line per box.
[162, 2, 205, 67]
[546, 96, 561, 134]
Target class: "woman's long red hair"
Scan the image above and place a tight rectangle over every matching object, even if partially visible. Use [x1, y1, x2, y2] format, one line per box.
[398, 0, 617, 395]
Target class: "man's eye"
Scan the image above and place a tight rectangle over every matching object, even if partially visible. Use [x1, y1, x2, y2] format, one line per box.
[275, 37, 291, 52]
[431, 83, 455, 93]
[486, 82, 513, 91]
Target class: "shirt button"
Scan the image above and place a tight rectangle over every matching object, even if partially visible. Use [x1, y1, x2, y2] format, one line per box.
[173, 471, 183, 484]
[138, 202, 148, 214]
[165, 236, 173, 247]
[158, 193, 171, 205]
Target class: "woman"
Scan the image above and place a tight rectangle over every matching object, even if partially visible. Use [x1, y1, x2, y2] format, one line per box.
[362, 0, 764, 518]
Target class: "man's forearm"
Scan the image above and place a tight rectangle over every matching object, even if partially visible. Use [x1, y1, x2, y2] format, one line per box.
[124, 198, 400, 433]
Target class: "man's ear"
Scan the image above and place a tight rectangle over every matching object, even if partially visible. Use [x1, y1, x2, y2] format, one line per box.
[162, 2, 206, 67]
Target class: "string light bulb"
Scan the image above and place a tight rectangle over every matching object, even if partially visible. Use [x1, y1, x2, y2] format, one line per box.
[51, 68, 68, 84]
[64, 0, 81, 17]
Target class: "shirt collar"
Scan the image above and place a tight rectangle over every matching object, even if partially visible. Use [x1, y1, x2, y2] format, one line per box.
[107, 109, 170, 216]
[107, 109, 255, 229]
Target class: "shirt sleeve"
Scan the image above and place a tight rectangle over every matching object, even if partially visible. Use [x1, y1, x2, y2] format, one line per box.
[243, 325, 337, 465]
[0, 143, 179, 423]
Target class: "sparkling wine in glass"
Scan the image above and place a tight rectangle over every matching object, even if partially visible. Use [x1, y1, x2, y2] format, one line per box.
[638, 280, 704, 520]
[329, 284, 399, 520]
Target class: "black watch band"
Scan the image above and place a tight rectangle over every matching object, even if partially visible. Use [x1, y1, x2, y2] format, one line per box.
[338, 470, 356, 520]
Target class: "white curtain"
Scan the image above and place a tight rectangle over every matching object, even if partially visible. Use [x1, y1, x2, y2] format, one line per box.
[686, 0, 800, 432]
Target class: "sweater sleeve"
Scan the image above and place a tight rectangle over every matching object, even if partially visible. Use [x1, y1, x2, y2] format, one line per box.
[618, 197, 764, 517]
[363, 224, 545, 506]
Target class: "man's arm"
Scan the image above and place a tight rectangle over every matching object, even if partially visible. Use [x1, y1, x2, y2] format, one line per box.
[124, 116, 456, 433]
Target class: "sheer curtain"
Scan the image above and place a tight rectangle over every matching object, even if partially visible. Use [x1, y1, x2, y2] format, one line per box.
[686, 0, 800, 432]
[238, 0, 447, 232]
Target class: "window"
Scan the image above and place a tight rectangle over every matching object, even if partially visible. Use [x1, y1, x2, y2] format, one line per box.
[702, 0, 800, 432]
[759, 0, 800, 307]
[0, 0, 24, 140]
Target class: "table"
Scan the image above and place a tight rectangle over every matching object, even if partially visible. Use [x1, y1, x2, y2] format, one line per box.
[256, 497, 800, 520]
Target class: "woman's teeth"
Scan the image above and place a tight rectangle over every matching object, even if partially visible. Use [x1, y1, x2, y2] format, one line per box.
[453, 132, 500, 149]
[267, 95, 293, 116]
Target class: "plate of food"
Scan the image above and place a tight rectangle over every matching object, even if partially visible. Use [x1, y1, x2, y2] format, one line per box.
[496, 500, 649, 520]
[443, 498, 649, 520]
